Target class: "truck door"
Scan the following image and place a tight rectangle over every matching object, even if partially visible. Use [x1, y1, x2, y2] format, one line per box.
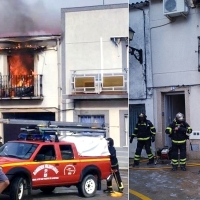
[58, 144, 81, 183]
[31, 144, 61, 186]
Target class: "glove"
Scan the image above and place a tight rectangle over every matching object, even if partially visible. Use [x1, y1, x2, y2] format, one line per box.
[185, 135, 189, 140]
[151, 135, 155, 143]
[130, 136, 134, 143]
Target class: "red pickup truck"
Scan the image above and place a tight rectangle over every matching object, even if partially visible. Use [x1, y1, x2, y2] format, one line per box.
[0, 139, 111, 200]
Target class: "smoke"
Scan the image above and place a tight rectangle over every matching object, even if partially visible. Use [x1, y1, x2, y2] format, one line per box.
[0, 0, 61, 36]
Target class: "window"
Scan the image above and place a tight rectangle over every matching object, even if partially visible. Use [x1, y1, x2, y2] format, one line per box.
[0, 142, 38, 159]
[34, 145, 56, 161]
[79, 115, 105, 124]
[59, 145, 74, 160]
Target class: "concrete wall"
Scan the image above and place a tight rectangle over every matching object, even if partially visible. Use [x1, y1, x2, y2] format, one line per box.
[62, 4, 129, 96]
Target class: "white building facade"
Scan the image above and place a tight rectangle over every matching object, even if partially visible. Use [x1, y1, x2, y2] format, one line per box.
[130, 0, 200, 159]
[61, 4, 129, 168]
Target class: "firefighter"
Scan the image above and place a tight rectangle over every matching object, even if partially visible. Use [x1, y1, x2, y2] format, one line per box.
[104, 138, 124, 193]
[130, 113, 156, 166]
[165, 112, 192, 171]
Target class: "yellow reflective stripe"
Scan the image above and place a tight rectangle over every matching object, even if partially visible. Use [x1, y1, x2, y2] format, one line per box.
[111, 163, 118, 167]
[135, 128, 138, 130]
[1, 158, 110, 168]
[172, 140, 186, 144]
[138, 137, 150, 140]
[180, 158, 186, 161]
[148, 155, 154, 159]
[187, 127, 192, 133]
[150, 127, 155, 129]
[166, 127, 172, 133]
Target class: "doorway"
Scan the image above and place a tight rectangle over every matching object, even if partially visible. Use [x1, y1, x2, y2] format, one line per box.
[164, 93, 185, 147]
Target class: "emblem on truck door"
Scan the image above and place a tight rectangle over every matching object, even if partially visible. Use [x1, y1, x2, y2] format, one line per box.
[32, 164, 59, 181]
[64, 164, 76, 175]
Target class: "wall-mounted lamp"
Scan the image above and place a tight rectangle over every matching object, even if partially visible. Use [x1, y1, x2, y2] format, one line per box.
[129, 27, 135, 41]
[129, 47, 143, 64]
[129, 27, 143, 64]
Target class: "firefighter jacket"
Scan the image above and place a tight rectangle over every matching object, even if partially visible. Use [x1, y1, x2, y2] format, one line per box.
[108, 145, 118, 170]
[165, 119, 192, 144]
[131, 120, 156, 141]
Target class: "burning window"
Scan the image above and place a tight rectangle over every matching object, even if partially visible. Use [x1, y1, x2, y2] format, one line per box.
[8, 52, 34, 87]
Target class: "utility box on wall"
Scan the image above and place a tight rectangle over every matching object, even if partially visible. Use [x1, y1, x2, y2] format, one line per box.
[163, 0, 189, 18]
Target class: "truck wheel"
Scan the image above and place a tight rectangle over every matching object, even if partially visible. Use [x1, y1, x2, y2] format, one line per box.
[10, 177, 26, 200]
[40, 187, 55, 193]
[80, 174, 97, 197]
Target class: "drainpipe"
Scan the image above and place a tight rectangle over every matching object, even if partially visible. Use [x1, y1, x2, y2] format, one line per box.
[57, 38, 62, 121]
[130, 5, 148, 100]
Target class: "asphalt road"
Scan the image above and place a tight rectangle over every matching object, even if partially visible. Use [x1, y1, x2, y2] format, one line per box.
[0, 170, 128, 200]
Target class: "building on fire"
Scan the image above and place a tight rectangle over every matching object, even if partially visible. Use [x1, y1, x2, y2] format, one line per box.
[0, 3, 129, 168]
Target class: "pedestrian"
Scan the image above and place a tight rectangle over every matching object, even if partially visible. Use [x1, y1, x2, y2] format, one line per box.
[104, 138, 124, 194]
[0, 167, 9, 194]
[130, 113, 156, 167]
[165, 112, 192, 171]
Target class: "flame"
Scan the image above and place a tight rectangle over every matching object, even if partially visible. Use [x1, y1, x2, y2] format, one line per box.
[8, 53, 34, 87]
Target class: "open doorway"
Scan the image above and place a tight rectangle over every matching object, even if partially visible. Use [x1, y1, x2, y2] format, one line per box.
[164, 93, 185, 147]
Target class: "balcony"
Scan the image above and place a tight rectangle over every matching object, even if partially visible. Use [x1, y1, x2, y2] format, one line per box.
[0, 74, 43, 100]
[69, 68, 128, 99]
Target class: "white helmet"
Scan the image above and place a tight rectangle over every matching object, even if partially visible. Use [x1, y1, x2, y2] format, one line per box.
[176, 112, 184, 122]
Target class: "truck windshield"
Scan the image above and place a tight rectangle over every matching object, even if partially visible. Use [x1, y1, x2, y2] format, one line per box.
[0, 142, 38, 159]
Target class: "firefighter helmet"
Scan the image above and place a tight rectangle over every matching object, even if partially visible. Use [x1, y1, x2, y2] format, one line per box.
[106, 138, 114, 146]
[176, 112, 184, 122]
[138, 113, 147, 120]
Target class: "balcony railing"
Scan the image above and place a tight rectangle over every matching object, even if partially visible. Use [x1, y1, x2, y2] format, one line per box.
[0, 74, 43, 99]
[70, 68, 128, 95]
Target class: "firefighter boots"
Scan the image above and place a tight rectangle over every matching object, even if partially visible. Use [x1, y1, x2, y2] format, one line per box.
[147, 158, 154, 165]
[132, 161, 139, 167]
[103, 188, 114, 193]
[171, 165, 177, 171]
[180, 165, 186, 171]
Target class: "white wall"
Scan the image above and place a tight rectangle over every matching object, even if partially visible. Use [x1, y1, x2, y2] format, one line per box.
[64, 6, 129, 94]
[150, 2, 200, 87]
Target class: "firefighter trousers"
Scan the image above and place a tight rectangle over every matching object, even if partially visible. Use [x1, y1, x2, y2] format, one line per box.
[134, 139, 154, 164]
[107, 166, 124, 192]
[171, 142, 186, 167]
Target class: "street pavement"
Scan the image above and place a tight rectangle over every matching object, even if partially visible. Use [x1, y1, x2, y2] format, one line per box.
[129, 158, 200, 200]
[0, 170, 128, 200]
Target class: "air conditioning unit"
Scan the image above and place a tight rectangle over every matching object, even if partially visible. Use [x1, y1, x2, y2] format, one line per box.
[163, 0, 189, 18]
